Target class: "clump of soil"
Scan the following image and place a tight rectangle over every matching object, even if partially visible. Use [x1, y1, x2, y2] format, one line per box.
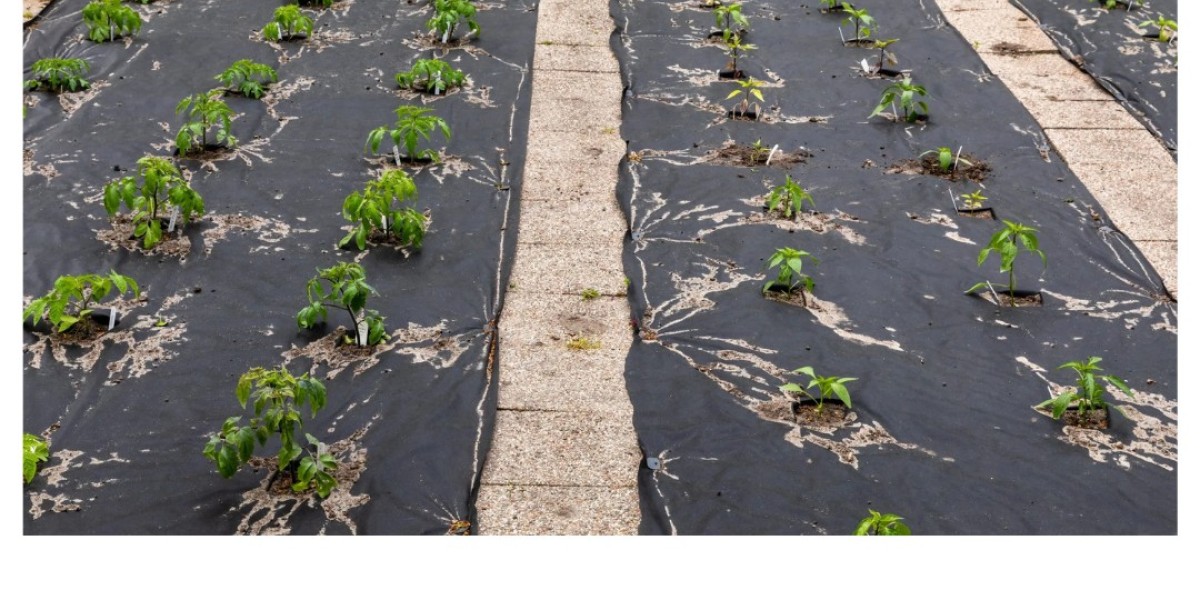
[991, 42, 1034, 55]
[96, 214, 193, 258]
[763, 286, 817, 309]
[983, 290, 1044, 307]
[1063, 407, 1110, 430]
[175, 144, 237, 161]
[48, 319, 110, 345]
[756, 398, 851, 428]
[704, 140, 810, 168]
[888, 153, 991, 183]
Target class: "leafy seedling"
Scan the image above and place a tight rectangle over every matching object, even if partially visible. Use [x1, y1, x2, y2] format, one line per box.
[1038, 357, 1132, 424]
[1140, 15, 1177, 43]
[869, 75, 928, 123]
[748, 139, 772, 164]
[303, 0, 335, 7]
[366, 105, 452, 164]
[104, 155, 205, 248]
[841, 2, 875, 42]
[820, 0, 842, 10]
[341, 170, 427, 251]
[713, 2, 749, 43]
[855, 509, 911, 535]
[215, 60, 278, 99]
[24, 58, 90, 93]
[1091, 0, 1143, 9]
[726, 77, 764, 119]
[23, 271, 140, 334]
[296, 262, 389, 347]
[780, 366, 855, 414]
[921, 146, 972, 174]
[24, 433, 50, 485]
[965, 220, 1046, 307]
[263, 5, 314, 42]
[82, 0, 142, 43]
[763, 247, 817, 305]
[395, 58, 466, 95]
[428, 0, 480, 44]
[722, 32, 756, 77]
[868, 38, 899, 74]
[566, 337, 602, 351]
[581, 288, 600, 300]
[203, 367, 338, 498]
[175, 89, 237, 154]
[765, 174, 815, 219]
[960, 190, 988, 210]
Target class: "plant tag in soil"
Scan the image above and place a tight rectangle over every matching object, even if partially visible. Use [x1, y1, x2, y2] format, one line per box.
[861, 58, 871, 73]
[167, 207, 180, 233]
[356, 320, 368, 346]
[645, 457, 661, 470]
[107, 308, 119, 330]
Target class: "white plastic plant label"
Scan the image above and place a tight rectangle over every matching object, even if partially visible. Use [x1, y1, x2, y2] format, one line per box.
[107, 308, 119, 330]
[167, 206, 180, 233]
[356, 320, 368, 346]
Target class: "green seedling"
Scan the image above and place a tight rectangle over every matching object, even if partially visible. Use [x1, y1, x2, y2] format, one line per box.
[723, 32, 756, 76]
[303, 0, 335, 7]
[965, 220, 1046, 307]
[726, 77, 764, 118]
[23, 433, 50, 485]
[296, 262, 389, 347]
[713, 2, 749, 43]
[780, 366, 856, 413]
[748, 139, 772, 163]
[869, 75, 928, 123]
[855, 509, 911, 535]
[1139, 15, 1177, 43]
[366, 105, 452, 164]
[566, 337, 602, 351]
[1091, 0, 1143, 9]
[23, 271, 140, 333]
[104, 156, 205, 248]
[203, 367, 338, 498]
[341, 170, 427, 251]
[263, 5, 314, 42]
[869, 38, 899, 73]
[763, 247, 817, 305]
[82, 0, 142, 43]
[960, 190, 988, 210]
[581, 288, 600, 300]
[841, 2, 875, 41]
[24, 58, 90, 93]
[395, 58, 466, 95]
[922, 146, 972, 173]
[1038, 357, 1133, 422]
[175, 89, 237, 154]
[766, 174, 815, 219]
[820, 0, 841, 10]
[215, 60, 278, 99]
[428, 0, 480, 43]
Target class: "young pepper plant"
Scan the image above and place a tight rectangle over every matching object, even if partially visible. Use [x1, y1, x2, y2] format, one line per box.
[296, 262, 389, 346]
[780, 366, 856, 414]
[765, 175, 815, 220]
[921, 146, 972, 173]
[713, 2, 749, 43]
[869, 75, 928, 123]
[24, 58, 90, 93]
[263, 5, 314, 42]
[726, 77, 764, 118]
[175, 89, 237, 154]
[841, 3, 875, 41]
[395, 58, 466, 95]
[723, 32, 756, 76]
[763, 247, 818, 306]
[215, 60, 278, 99]
[203, 367, 338, 498]
[104, 156, 205, 248]
[1139, 15, 1177, 43]
[960, 190, 988, 210]
[1038, 357, 1133, 422]
[341, 170, 427, 251]
[965, 220, 1046, 306]
[867, 38, 900, 74]
[366, 105, 452, 164]
[24, 433, 50, 485]
[427, 0, 481, 43]
[82, 0, 142, 43]
[23, 271, 140, 333]
[855, 509, 911, 535]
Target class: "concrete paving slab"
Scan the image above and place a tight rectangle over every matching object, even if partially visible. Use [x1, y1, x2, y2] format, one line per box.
[501, 292, 632, 358]
[938, 0, 1013, 11]
[509, 242, 630, 296]
[528, 95, 623, 134]
[1134, 241, 1178, 296]
[475, 484, 640, 535]
[517, 199, 627, 245]
[497, 353, 632, 414]
[482, 410, 641, 487]
[531, 69, 625, 103]
[533, 43, 621, 73]
[535, 2, 615, 48]
[947, 10, 1059, 54]
[1045, 128, 1171, 167]
[1016, 98, 1145, 130]
[983, 53, 1114, 102]
[1053, 162, 1177, 241]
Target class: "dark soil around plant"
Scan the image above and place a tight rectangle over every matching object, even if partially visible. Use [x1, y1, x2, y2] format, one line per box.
[704, 141, 810, 168]
[888, 153, 991, 183]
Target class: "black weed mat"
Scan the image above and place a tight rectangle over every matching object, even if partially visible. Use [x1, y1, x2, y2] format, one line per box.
[612, 0, 1176, 534]
[23, 0, 535, 534]
[1011, 0, 1177, 154]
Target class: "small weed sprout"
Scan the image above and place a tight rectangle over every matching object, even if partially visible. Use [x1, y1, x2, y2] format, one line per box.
[24, 433, 50, 485]
[24, 58, 90, 93]
[965, 220, 1046, 306]
[763, 247, 817, 305]
[581, 288, 601, 300]
[713, 2, 749, 43]
[395, 59, 466, 95]
[766, 175, 815, 219]
[175, 89, 237, 154]
[82, 0, 142, 43]
[869, 75, 928, 123]
[780, 366, 856, 413]
[23, 271, 140, 333]
[366, 105, 452, 164]
[567, 337, 602, 351]
[1140, 15, 1177, 43]
[855, 509, 911, 535]
[922, 146, 972, 173]
[748, 139, 772, 163]
[296, 262, 390, 347]
[341, 170, 427, 251]
[1038, 357, 1133, 422]
[428, 0, 480, 44]
[841, 3, 875, 41]
[726, 77, 764, 118]
[1091, 0, 1143, 10]
[104, 156, 205, 248]
[203, 367, 338, 498]
[263, 5, 314, 42]
[960, 190, 988, 210]
[215, 60, 278, 99]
